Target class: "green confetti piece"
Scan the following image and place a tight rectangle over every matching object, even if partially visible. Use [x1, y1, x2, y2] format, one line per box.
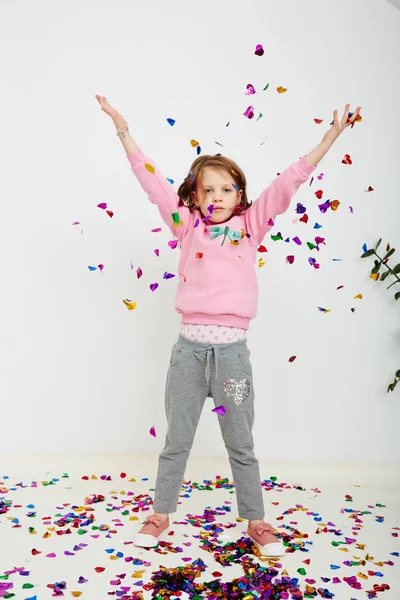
[297, 567, 307, 575]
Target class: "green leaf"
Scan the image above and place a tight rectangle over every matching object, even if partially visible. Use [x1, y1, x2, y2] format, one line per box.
[375, 238, 382, 250]
[392, 263, 400, 274]
[383, 247, 395, 260]
[380, 270, 390, 281]
[395, 291, 400, 301]
[387, 383, 394, 392]
[361, 249, 375, 258]
[396, 370, 400, 379]
[371, 261, 381, 275]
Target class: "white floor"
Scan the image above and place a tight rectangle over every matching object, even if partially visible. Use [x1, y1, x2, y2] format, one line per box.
[0, 454, 399, 599]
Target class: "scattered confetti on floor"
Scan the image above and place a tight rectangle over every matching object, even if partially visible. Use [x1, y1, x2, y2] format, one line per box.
[1, 461, 399, 599]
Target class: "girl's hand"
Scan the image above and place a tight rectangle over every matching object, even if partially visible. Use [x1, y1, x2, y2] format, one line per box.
[95, 95, 120, 119]
[323, 103, 362, 144]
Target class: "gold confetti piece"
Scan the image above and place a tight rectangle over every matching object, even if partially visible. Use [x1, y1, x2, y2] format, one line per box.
[259, 258, 266, 267]
[236, 517, 245, 522]
[129, 477, 136, 482]
[91, 475, 98, 480]
[129, 516, 139, 521]
[358, 572, 369, 579]
[72, 593, 83, 598]
[356, 544, 366, 550]
[373, 561, 384, 566]
[370, 273, 379, 281]
[354, 293, 363, 299]
[43, 532, 51, 538]
[144, 162, 155, 174]
[110, 555, 119, 560]
[330, 199, 340, 211]
[339, 547, 349, 552]
[132, 570, 146, 578]
[123, 299, 137, 311]
[277, 86, 287, 93]
[190, 139, 200, 148]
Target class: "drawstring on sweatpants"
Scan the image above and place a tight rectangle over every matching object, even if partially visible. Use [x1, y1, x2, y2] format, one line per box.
[205, 344, 220, 384]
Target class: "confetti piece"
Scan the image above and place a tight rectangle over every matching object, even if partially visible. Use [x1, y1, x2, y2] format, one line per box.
[149, 426, 156, 438]
[293, 236, 302, 245]
[171, 212, 184, 226]
[342, 154, 352, 165]
[97, 202, 107, 209]
[144, 162, 155, 174]
[299, 213, 309, 223]
[277, 86, 287, 93]
[212, 405, 226, 416]
[286, 255, 295, 264]
[296, 203, 307, 214]
[137, 267, 142, 279]
[257, 245, 268, 253]
[330, 200, 340, 211]
[122, 299, 136, 311]
[318, 307, 331, 313]
[354, 293, 363, 299]
[150, 283, 159, 292]
[163, 272, 175, 280]
[258, 258, 266, 268]
[152, 228, 162, 232]
[154, 249, 159, 257]
[166, 118, 175, 126]
[243, 106, 254, 119]
[196, 252, 203, 259]
[245, 84, 256, 95]
[288, 356, 296, 362]
[106, 210, 114, 218]
[168, 239, 179, 249]
[255, 44, 264, 56]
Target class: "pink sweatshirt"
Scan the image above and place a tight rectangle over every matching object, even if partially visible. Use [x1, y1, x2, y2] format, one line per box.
[127, 148, 316, 329]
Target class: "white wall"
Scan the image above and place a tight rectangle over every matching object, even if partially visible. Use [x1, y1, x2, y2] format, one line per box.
[1, 0, 399, 462]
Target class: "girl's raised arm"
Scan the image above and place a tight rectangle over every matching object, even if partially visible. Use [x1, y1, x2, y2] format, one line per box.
[95, 94, 139, 156]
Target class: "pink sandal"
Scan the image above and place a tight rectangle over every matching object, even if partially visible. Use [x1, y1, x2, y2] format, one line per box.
[134, 514, 170, 548]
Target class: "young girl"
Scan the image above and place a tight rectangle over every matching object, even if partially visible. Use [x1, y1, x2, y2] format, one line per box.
[95, 95, 361, 556]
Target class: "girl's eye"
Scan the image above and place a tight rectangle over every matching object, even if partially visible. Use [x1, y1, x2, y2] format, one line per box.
[205, 188, 232, 193]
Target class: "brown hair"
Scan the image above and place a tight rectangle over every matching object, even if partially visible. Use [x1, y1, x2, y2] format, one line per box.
[177, 153, 252, 214]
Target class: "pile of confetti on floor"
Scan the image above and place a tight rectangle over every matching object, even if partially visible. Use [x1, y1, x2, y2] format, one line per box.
[0, 472, 398, 599]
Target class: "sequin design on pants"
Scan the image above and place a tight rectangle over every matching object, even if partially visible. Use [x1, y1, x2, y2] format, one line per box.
[223, 378, 251, 406]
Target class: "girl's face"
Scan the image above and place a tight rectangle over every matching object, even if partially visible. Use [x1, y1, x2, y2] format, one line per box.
[192, 167, 243, 224]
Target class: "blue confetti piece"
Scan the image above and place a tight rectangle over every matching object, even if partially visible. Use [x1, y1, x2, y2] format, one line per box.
[166, 178, 174, 185]
[166, 118, 175, 126]
[390, 551, 399, 556]
[314, 223, 322, 229]
[362, 243, 368, 253]
[88, 266, 97, 271]
[330, 564, 340, 569]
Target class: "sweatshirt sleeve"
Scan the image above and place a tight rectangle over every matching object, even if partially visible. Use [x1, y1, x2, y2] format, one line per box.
[244, 156, 317, 246]
[126, 148, 193, 241]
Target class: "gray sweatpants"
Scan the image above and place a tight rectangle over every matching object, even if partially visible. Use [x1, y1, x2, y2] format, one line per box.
[153, 334, 265, 520]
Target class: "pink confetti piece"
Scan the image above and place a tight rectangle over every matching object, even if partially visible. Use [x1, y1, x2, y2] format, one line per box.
[46, 553, 56, 558]
[168, 239, 179, 249]
[245, 84, 256, 95]
[244, 106, 254, 119]
[150, 283, 158, 292]
[97, 203, 107, 210]
[98, 264, 104, 272]
[286, 255, 295, 264]
[255, 44, 264, 56]
[154, 249, 160, 257]
[149, 427, 156, 437]
[267, 218, 274, 226]
[137, 267, 142, 279]
[151, 228, 162, 232]
[212, 405, 226, 415]
[72, 221, 80, 225]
